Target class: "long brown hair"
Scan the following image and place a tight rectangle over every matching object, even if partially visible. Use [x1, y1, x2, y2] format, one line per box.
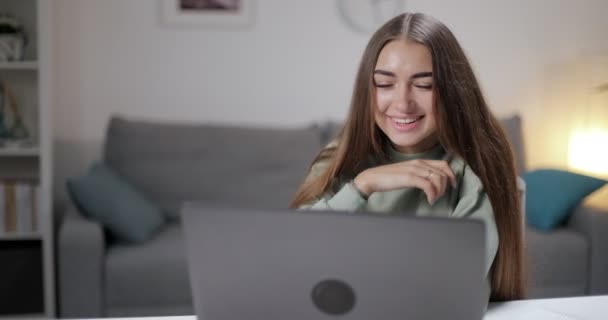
[289, 13, 525, 301]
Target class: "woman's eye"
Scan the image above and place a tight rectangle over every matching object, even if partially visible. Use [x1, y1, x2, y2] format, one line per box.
[415, 84, 433, 90]
[375, 83, 394, 88]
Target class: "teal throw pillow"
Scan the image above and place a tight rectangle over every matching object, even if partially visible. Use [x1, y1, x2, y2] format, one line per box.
[67, 162, 165, 243]
[523, 169, 606, 231]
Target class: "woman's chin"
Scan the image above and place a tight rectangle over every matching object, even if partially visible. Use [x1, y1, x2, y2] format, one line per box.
[388, 134, 437, 154]
[389, 138, 421, 153]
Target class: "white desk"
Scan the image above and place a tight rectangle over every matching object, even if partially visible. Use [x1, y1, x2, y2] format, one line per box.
[485, 295, 608, 320]
[72, 295, 608, 320]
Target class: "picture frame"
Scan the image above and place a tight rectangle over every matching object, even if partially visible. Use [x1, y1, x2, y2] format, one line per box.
[160, 0, 254, 28]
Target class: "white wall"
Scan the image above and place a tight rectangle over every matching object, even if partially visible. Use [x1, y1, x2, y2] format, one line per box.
[52, 0, 608, 205]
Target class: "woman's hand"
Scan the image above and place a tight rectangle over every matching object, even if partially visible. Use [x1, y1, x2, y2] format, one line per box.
[353, 159, 456, 204]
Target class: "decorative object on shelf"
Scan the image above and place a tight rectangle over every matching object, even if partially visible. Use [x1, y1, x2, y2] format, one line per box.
[0, 80, 30, 147]
[160, 0, 254, 28]
[0, 14, 26, 61]
[337, 0, 406, 34]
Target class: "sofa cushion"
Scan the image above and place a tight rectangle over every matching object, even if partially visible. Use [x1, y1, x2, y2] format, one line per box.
[104, 117, 323, 220]
[105, 223, 192, 315]
[67, 162, 165, 243]
[524, 169, 606, 231]
[525, 227, 589, 298]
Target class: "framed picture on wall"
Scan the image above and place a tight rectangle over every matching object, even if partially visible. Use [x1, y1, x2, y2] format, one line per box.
[160, 0, 254, 28]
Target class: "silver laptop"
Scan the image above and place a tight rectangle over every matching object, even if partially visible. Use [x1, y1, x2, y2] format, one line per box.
[182, 204, 487, 320]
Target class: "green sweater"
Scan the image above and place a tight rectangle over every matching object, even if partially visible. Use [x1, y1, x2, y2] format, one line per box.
[299, 143, 498, 296]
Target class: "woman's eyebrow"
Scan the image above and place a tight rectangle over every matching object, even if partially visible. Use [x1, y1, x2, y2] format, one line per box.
[373, 69, 396, 77]
[373, 70, 433, 79]
[411, 71, 432, 79]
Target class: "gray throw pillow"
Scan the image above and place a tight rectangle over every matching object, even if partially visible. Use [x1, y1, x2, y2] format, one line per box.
[67, 162, 165, 243]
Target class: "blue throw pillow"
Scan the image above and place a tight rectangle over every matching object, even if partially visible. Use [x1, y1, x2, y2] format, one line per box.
[67, 162, 165, 243]
[523, 169, 606, 231]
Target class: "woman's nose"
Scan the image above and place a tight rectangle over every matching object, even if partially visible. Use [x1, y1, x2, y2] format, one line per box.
[393, 84, 415, 112]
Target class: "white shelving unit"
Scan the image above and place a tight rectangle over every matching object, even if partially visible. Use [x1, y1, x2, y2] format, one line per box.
[0, 0, 52, 318]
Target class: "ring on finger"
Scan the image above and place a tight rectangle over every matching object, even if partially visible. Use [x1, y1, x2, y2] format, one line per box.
[426, 170, 434, 180]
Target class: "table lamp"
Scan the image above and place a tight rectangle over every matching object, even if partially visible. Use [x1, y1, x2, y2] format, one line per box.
[568, 83, 608, 177]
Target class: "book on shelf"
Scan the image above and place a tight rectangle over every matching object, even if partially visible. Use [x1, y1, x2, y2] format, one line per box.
[16, 183, 32, 233]
[0, 180, 39, 235]
[4, 183, 16, 232]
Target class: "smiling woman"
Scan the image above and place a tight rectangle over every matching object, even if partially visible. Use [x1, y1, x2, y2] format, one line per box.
[290, 13, 525, 303]
[373, 41, 436, 154]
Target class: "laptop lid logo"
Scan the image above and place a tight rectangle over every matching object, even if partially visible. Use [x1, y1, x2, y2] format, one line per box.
[311, 279, 356, 315]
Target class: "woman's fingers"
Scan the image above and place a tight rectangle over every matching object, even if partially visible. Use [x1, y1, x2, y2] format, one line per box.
[407, 162, 450, 203]
[420, 159, 456, 187]
[407, 173, 438, 204]
[428, 169, 448, 201]
[357, 159, 457, 203]
[408, 163, 445, 203]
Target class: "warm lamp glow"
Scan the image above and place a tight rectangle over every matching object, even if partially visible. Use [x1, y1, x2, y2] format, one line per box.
[568, 129, 608, 175]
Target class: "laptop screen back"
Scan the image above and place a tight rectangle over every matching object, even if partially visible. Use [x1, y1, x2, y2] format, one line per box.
[182, 204, 486, 320]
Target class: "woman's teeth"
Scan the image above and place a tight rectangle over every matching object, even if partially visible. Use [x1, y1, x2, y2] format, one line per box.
[393, 117, 421, 124]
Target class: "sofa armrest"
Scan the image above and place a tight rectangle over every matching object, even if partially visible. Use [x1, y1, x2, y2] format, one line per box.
[58, 206, 106, 317]
[568, 205, 608, 294]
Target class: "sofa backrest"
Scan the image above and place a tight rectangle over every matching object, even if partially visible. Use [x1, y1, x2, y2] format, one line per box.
[104, 117, 323, 220]
[499, 115, 527, 174]
[103, 115, 526, 220]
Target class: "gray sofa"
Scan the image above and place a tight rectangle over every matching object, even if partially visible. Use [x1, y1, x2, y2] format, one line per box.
[58, 115, 608, 318]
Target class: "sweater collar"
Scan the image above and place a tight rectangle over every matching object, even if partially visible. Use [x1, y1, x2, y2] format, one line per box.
[386, 143, 446, 162]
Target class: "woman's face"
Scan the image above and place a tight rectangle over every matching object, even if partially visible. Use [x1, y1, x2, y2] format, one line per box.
[373, 40, 438, 154]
